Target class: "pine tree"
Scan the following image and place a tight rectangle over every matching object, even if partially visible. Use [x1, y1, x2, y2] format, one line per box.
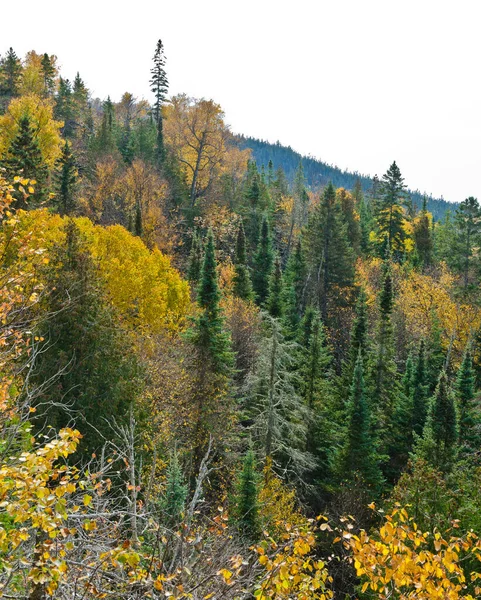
[54, 141, 77, 215]
[0, 48, 22, 99]
[282, 237, 307, 333]
[452, 197, 481, 292]
[411, 340, 429, 437]
[376, 161, 408, 258]
[252, 216, 274, 306]
[91, 96, 116, 156]
[150, 39, 169, 165]
[403, 353, 414, 399]
[55, 77, 75, 137]
[455, 348, 478, 452]
[3, 114, 48, 207]
[416, 371, 457, 471]
[232, 220, 254, 301]
[187, 229, 203, 284]
[40, 53, 56, 97]
[414, 197, 433, 267]
[304, 182, 355, 323]
[349, 288, 369, 362]
[232, 448, 260, 540]
[267, 256, 284, 318]
[337, 352, 383, 495]
[161, 450, 188, 529]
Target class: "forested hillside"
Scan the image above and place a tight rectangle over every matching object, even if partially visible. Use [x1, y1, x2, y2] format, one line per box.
[2, 42, 481, 599]
[239, 135, 454, 220]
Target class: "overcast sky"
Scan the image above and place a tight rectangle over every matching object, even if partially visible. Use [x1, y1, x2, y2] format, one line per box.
[3, 0, 480, 202]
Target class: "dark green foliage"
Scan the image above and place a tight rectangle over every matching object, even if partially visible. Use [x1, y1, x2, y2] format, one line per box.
[40, 53, 56, 98]
[282, 237, 306, 333]
[91, 96, 117, 157]
[0, 47, 22, 100]
[55, 77, 75, 138]
[414, 198, 433, 266]
[3, 114, 48, 207]
[455, 348, 478, 452]
[451, 197, 481, 292]
[337, 352, 383, 495]
[403, 353, 414, 399]
[349, 288, 369, 362]
[411, 340, 429, 437]
[160, 451, 188, 529]
[187, 229, 203, 284]
[150, 39, 169, 165]
[232, 448, 260, 540]
[267, 256, 283, 318]
[31, 221, 140, 457]
[232, 220, 254, 301]
[252, 216, 274, 306]
[304, 182, 355, 322]
[376, 161, 408, 258]
[54, 141, 77, 215]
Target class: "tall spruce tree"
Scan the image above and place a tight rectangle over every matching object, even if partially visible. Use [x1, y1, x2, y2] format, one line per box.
[232, 220, 254, 301]
[0, 47, 22, 99]
[160, 450, 188, 529]
[266, 256, 284, 318]
[40, 53, 56, 98]
[337, 352, 383, 495]
[55, 77, 75, 138]
[414, 197, 433, 267]
[252, 216, 274, 306]
[54, 140, 77, 215]
[455, 348, 478, 452]
[452, 197, 481, 292]
[411, 340, 429, 437]
[376, 161, 408, 258]
[232, 448, 260, 540]
[304, 182, 355, 323]
[282, 237, 307, 334]
[150, 39, 169, 165]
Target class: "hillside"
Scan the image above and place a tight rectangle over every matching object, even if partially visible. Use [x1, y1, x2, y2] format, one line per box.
[239, 135, 454, 221]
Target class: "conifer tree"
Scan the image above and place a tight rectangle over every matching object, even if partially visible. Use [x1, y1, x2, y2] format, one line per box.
[376, 161, 408, 258]
[3, 114, 48, 207]
[403, 353, 414, 399]
[187, 229, 203, 284]
[40, 53, 56, 97]
[349, 288, 369, 362]
[282, 237, 307, 333]
[416, 371, 457, 471]
[252, 216, 274, 306]
[455, 348, 478, 452]
[160, 450, 188, 529]
[55, 77, 75, 137]
[305, 182, 355, 323]
[232, 448, 260, 540]
[0, 47, 22, 99]
[91, 96, 116, 156]
[267, 256, 284, 318]
[232, 220, 254, 301]
[150, 39, 169, 165]
[452, 197, 481, 291]
[54, 140, 77, 215]
[411, 340, 429, 437]
[414, 197, 433, 267]
[337, 352, 383, 495]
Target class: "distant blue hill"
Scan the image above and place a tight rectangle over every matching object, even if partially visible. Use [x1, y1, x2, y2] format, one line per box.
[238, 135, 455, 221]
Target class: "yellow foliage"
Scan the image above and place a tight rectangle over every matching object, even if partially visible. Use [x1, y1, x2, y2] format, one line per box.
[19, 50, 58, 96]
[0, 94, 63, 167]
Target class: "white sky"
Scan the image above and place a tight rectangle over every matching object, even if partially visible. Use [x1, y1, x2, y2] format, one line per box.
[3, 0, 480, 202]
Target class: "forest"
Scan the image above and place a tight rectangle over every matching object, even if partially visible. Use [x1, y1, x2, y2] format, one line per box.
[1, 41, 481, 599]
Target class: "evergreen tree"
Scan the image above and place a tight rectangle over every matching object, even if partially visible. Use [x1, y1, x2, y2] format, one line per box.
[455, 348, 478, 452]
[232, 220, 254, 301]
[0, 47, 22, 99]
[40, 53, 56, 97]
[304, 182, 355, 323]
[187, 229, 203, 285]
[91, 96, 116, 156]
[403, 353, 415, 399]
[416, 371, 457, 471]
[337, 352, 383, 495]
[427, 310, 445, 392]
[160, 450, 188, 529]
[150, 39, 169, 165]
[452, 197, 481, 292]
[282, 237, 307, 333]
[349, 288, 369, 363]
[414, 197, 433, 267]
[252, 216, 274, 306]
[376, 161, 408, 258]
[411, 340, 429, 437]
[55, 77, 75, 137]
[266, 256, 284, 318]
[3, 114, 48, 207]
[54, 141, 77, 215]
[232, 448, 260, 540]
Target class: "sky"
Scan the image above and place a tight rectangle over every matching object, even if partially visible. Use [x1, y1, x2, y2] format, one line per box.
[3, 0, 481, 202]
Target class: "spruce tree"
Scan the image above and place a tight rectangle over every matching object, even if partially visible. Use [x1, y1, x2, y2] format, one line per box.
[150, 39, 169, 165]
[403, 353, 414, 399]
[283, 237, 307, 332]
[337, 352, 383, 495]
[4, 114, 48, 207]
[160, 450, 188, 529]
[376, 161, 408, 258]
[54, 141, 77, 215]
[267, 256, 284, 318]
[232, 448, 260, 540]
[252, 216, 274, 306]
[0, 48, 22, 99]
[452, 197, 481, 292]
[40, 53, 56, 98]
[455, 348, 478, 452]
[411, 340, 429, 437]
[414, 197, 433, 267]
[232, 220, 254, 301]
[55, 77, 75, 137]
[91, 96, 116, 156]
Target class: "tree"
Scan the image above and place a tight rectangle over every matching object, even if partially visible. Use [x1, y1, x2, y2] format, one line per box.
[283, 237, 307, 332]
[232, 220, 254, 301]
[375, 161, 408, 258]
[150, 39, 169, 164]
[411, 340, 429, 438]
[54, 140, 78, 215]
[252, 216, 274, 306]
[0, 47, 22, 100]
[266, 256, 284, 318]
[91, 96, 117, 157]
[455, 348, 478, 452]
[304, 182, 355, 323]
[40, 53, 56, 98]
[337, 187, 361, 255]
[232, 448, 260, 540]
[55, 77, 75, 137]
[337, 352, 383, 495]
[452, 196, 481, 291]
[413, 197, 433, 266]
[160, 450, 188, 529]
[2, 114, 49, 206]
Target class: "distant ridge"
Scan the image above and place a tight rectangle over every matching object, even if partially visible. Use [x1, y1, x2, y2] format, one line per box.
[237, 135, 454, 221]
